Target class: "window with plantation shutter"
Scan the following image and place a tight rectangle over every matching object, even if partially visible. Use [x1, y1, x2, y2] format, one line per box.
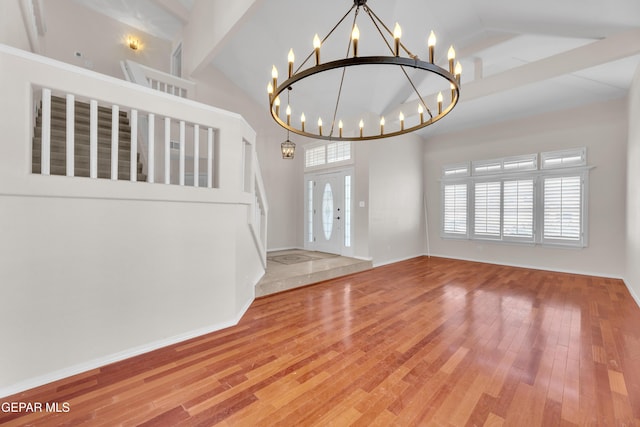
[543, 175, 583, 244]
[503, 179, 534, 240]
[443, 183, 467, 236]
[441, 148, 588, 247]
[474, 181, 501, 237]
[305, 145, 325, 168]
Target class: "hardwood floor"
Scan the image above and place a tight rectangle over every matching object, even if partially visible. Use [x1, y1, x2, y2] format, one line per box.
[2, 256, 640, 426]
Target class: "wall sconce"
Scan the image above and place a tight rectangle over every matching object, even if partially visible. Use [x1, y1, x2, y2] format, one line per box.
[127, 36, 140, 51]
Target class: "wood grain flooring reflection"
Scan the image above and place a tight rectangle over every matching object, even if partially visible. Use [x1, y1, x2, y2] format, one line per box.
[2, 256, 640, 426]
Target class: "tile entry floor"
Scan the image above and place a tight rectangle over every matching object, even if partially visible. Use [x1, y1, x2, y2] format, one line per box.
[255, 249, 372, 297]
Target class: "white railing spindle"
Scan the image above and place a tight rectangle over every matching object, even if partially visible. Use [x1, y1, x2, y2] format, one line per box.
[164, 117, 171, 184]
[193, 124, 199, 187]
[89, 99, 98, 179]
[130, 109, 138, 182]
[179, 120, 185, 186]
[41, 89, 51, 175]
[66, 94, 74, 177]
[147, 113, 155, 183]
[111, 105, 119, 180]
[207, 128, 213, 188]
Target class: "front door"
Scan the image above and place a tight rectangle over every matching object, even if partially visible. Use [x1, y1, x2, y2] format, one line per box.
[307, 172, 344, 254]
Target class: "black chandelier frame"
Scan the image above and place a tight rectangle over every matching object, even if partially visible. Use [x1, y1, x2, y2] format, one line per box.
[268, 0, 461, 142]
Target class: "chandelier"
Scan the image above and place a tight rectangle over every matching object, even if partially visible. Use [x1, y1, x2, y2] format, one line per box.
[268, 0, 461, 142]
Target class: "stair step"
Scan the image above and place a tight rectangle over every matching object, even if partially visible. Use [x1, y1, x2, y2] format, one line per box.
[33, 154, 143, 174]
[33, 163, 147, 181]
[33, 150, 136, 167]
[32, 145, 133, 159]
[34, 124, 132, 142]
[34, 94, 146, 184]
[37, 114, 132, 134]
[49, 96, 129, 118]
[33, 135, 132, 151]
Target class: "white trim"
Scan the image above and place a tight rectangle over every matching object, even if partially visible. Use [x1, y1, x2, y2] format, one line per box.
[424, 253, 625, 282]
[623, 279, 640, 309]
[372, 253, 422, 268]
[0, 44, 244, 124]
[0, 297, 254, 398]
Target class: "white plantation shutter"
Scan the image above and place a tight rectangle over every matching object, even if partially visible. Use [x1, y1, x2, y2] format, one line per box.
[543, 175, 582, 242]
[474, 181, 501, 237]
[305, 145, 325, 167]
[441, 149, 588, 247]
[443, 183, 467, 235]
[503, 179, 534, 239]
[327, 141, 351, 163]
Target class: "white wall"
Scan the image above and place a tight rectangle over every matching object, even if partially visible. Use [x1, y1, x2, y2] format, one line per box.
[182, 0, 258, 76]
[0, 45, 262, 396]
[424, 98, 627, 278]
[626, 66, 640, 304]
[191, 65, 301, 250]
[0, 196, 251, 396]
[369, 132, 426, 265]
[0, 0, 31, 50]
[41, 0, 171, 78]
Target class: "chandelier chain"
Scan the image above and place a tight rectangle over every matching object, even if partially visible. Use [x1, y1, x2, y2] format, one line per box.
[328, 6, 361, 139]
[363, 5, 433, 118]
[269, 0, 461, 142]
[363, 5, 415, 59]
[295, 4, 356, 75]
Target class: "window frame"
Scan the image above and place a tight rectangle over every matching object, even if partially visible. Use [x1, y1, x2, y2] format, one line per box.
[441, 179, 469, 239]
[441, 149, 590, 248]
[304, 140, 353, 171]
[539, 168, 588, 247]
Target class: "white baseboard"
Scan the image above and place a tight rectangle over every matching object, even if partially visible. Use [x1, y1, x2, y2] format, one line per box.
[622, 278, 640, 309]
[423, 252, 625, 280]
[266, 246, 300, 253]
[0, 298, 254, 399]
[372, 253, 423, 268]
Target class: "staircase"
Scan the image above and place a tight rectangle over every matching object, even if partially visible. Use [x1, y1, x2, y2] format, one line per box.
[32, 96, 146, 180]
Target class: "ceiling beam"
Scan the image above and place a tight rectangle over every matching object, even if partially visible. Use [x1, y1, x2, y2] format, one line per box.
[387, 27, 640, 120]
[381, 31, 518, 116]
[152, 0, 190, 24]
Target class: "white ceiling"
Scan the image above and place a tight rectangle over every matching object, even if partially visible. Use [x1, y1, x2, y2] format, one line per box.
[74, 0, 640, 139]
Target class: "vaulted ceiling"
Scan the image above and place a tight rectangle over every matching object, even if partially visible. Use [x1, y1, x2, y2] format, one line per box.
[74, 0, 640, 138]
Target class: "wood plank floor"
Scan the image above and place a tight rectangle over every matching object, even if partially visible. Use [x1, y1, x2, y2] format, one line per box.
[2, 256, 640, 426]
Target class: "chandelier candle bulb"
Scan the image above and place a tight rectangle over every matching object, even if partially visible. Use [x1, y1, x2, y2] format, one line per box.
[428, 31, 436, 63]
[288, 49, 295, 77]
[274, 96, 280, 116]
[455, 61, 462, 83]
[267, 82, 273, 100]
[313, 34, 321, 65]
[271, 65, 278, 92]
[267, 0, 461, 142]
[448, 46, 456, 73]
[393, 23, 402, 56]
[352, 24, 360, 57]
